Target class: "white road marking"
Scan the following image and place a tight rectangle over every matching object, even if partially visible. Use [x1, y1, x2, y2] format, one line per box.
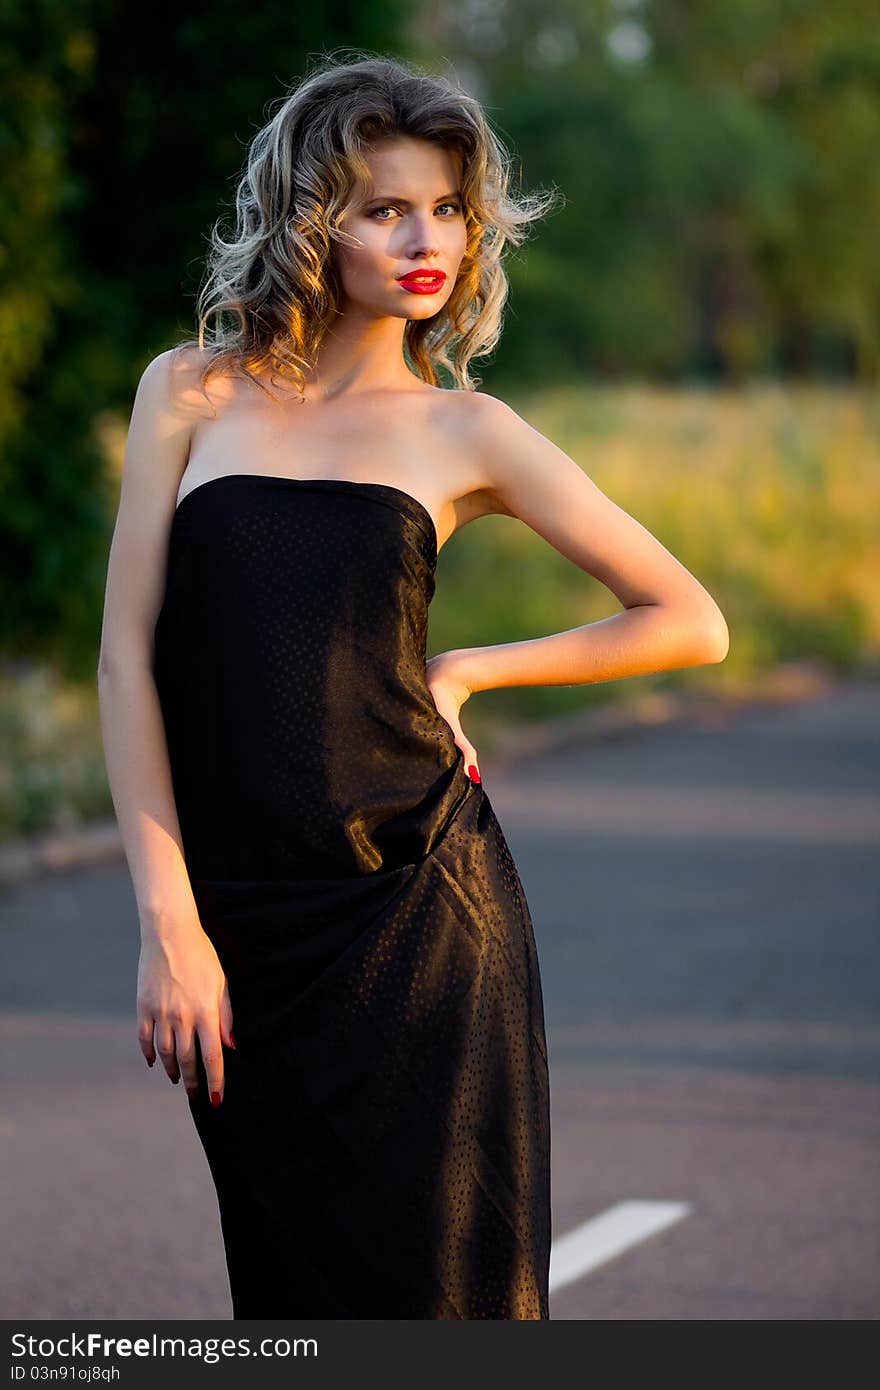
[549, 1200, 693, 1293]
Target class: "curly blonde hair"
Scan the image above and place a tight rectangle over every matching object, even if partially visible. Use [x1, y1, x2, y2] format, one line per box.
[174, 48, 561, 400]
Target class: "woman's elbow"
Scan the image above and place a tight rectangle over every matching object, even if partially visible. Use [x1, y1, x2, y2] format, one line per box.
[698, 609, 730, 664]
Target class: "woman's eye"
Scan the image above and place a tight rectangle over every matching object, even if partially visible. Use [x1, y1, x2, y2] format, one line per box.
[368, 203, 462, 220]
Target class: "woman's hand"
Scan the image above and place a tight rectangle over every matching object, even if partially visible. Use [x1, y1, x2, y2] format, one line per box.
[425, 651, 481, 784]
[137, 911, 235, 1108]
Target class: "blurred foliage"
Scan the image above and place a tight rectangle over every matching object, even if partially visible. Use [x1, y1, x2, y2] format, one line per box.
[0, 664, 109, 838]
[0, 3, 410, 677]
[452, 0, 880, 387]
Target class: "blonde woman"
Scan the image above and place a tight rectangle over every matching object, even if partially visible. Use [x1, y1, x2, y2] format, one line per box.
[97, 51, 728, 1320]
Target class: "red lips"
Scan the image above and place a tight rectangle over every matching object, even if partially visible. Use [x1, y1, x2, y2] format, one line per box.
[397, 269, 447, 284]
[396, 269, 447, 297]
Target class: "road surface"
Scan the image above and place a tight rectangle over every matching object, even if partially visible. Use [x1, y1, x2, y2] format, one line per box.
[1, 679, 877, 1319]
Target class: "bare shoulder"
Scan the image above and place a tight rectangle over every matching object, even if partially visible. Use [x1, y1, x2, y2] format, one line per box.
[443, 386, 521, 443]
[466, 387, 544, 448]
[410, 387, 512, 532]
[136, 343, 219, 426]
[121, 345, 219, 505]
[457, 386, 602, 518]
[450, 388, 538, 517]
[98, 346, 218, 668]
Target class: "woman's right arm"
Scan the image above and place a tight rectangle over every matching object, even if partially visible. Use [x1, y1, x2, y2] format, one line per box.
[96, 348, 233, 1106]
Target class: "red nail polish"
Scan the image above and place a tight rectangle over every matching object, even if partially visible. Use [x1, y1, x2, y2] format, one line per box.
[229, 1031, 237, 1049]
[467, 764, 481, 784]
[210, 1090, 222, 1108]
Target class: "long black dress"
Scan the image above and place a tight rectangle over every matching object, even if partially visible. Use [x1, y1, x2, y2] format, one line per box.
[152, 474, 551, 1319]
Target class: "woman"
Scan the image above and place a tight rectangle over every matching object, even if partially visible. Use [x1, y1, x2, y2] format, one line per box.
[97, 52, 729, 1320]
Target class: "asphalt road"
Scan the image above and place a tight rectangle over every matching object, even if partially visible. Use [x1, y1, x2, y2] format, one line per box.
[1, 679, 877, 1320]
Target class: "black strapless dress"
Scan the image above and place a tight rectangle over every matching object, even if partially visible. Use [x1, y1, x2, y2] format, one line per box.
[152, 474, 551, 1319]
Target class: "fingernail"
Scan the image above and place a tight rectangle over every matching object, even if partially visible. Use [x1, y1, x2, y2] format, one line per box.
[229, 1031, 237, 1050]
[210, 1090, 222, 1108]
[467, 764, 481, 784]
[146, 1058, 154, 1067]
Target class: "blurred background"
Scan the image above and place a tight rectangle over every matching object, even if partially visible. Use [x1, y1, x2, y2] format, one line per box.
[2, 0, 879, 842]
[1, 1, 878, 1321]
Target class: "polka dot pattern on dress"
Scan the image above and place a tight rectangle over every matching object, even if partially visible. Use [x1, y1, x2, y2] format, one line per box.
[153, 475, 551, 1318]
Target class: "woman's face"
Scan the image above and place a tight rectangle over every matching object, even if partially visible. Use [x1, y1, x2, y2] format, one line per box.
[333, 136, 468, 320]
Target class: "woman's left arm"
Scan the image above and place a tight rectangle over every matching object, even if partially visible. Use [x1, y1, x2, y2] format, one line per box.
[438, 391, 729, 695]
[426, 393, 729, 776]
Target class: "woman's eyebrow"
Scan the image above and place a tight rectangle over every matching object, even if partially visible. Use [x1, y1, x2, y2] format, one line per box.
[365, 189, 462, 204]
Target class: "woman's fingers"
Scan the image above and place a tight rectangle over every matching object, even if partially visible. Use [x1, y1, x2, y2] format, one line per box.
[155, 1022, 181, 1085]
[439, 707, 479, 780]
[219, 986, 236, 1051]
[137, 1014, 156, 1068]
[196, 1024, 225, 1107]
[142, 1020, 227, 1106]
[461, 745, 480, 782]
[141, 1001, 230, 1105]
[175, 1023, 201, 1101]
[425, 662, 480, 783]
[454, 733, 480, 782]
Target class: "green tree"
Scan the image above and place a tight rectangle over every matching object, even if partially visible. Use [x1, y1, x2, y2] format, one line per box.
[414, 0, 880, 387]
[1, 8, 410, 676]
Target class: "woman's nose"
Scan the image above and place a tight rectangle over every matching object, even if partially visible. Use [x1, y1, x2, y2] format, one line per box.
[405, 221, 440, 258]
